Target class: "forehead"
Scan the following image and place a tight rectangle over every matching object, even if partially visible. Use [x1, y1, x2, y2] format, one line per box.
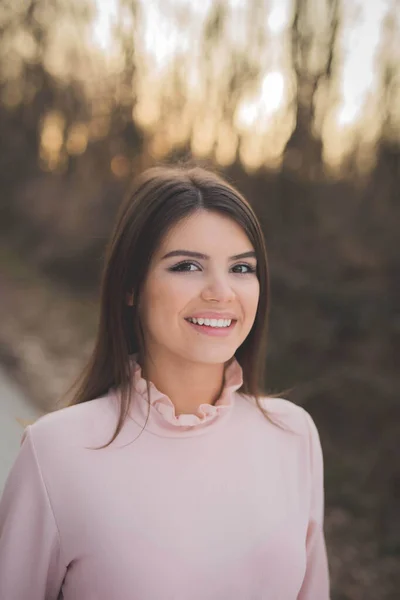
[158, 211, 254, 254]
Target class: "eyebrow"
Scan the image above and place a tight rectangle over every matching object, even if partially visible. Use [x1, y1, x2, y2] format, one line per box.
[161, 250, 257, 261]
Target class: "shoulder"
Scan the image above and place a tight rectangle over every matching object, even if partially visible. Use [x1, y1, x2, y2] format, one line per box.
[237, 394, 325, 484]
[237, 393, 313, 434]
[236, 393, 323, 453]
[27, 393, 119, 456]
[260, 396, 310, 432]
[256, 396, 324, 464]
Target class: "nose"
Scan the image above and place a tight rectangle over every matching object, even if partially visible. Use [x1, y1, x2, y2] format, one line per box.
[201, 272, 235, 303]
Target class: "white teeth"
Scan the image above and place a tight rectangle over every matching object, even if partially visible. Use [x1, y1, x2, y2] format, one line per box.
[188, 317, 232, 328]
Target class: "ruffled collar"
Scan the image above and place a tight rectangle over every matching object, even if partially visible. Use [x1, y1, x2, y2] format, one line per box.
[125, 355, 243, 438]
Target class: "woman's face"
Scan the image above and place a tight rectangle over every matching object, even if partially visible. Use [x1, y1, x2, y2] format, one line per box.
[136, 210, 260, 367]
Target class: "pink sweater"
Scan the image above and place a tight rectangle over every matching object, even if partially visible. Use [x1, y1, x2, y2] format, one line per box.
[0, 358, 330, 599]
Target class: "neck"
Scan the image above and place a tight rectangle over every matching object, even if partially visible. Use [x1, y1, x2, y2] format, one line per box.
[141, 352, 227, 416]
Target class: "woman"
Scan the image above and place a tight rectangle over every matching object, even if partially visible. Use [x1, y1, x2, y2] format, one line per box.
[0, 165, 330, 599]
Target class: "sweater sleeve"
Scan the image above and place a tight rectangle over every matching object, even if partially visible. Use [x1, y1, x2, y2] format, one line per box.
[297, 411, 330, 600]
[0, 426, 66, 600]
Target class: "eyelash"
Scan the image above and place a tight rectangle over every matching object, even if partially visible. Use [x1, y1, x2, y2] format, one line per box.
[168, 261, 257, 274]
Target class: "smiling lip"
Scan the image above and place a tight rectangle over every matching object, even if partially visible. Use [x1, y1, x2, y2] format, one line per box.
[186, 312, 237, 320]
[185, 319, 237, 337]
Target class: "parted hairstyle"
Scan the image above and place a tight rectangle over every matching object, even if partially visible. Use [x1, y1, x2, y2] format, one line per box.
[68, 165, 271, 446]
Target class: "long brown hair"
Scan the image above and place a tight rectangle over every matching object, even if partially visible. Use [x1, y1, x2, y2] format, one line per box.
[68, 165, 271, 446]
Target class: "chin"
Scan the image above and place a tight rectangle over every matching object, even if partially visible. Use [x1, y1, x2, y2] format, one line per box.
[180, 346, 237, 366]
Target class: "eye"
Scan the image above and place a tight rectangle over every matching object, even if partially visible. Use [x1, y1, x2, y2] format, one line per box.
[231, 263, 257, 274]
[168, 261, 201, 272]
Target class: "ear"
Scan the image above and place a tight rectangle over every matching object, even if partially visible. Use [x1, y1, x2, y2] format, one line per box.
[126, 291, 134, 306]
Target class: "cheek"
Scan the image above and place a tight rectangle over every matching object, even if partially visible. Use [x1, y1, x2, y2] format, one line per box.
[141, 275, 195, 325]
[240, 280, 260, 319]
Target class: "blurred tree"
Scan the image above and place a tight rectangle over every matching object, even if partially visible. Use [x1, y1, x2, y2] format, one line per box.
[283, 0, 339, 178]
[0, 0, 92, 178]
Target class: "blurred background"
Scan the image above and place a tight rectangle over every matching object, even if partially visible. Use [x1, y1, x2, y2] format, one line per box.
[0, 0, 399, 597]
